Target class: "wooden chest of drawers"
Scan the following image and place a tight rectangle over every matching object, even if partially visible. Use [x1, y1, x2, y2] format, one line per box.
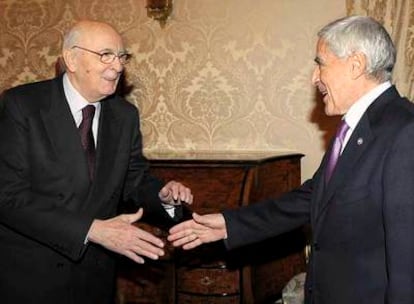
[117, 151, 307, 304]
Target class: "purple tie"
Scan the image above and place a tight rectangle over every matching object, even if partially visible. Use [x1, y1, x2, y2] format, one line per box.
[79, 105, 96, 181]
[325, 120, 349, 183]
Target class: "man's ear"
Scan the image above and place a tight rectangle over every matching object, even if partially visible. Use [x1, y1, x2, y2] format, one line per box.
[349, 52, 366, 79]
[62, 48, 77, 72]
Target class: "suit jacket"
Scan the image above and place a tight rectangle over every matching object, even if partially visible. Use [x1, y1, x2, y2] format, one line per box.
[0, 76, 178, 304]
[223, 86, 414, 304]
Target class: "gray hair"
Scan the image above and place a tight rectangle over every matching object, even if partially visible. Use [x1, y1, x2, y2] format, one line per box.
[62, 26, 81, 51]
[318, 15, 396, 82]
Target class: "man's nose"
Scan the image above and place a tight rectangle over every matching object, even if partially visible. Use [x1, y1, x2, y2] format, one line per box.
[311, 67, 320, 85]
[112, 56, 124, 72]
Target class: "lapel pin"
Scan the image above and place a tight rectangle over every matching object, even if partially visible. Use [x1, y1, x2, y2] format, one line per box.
[357, 137, 363, 145]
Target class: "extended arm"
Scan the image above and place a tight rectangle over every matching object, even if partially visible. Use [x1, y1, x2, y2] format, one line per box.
[169, 179, 313, 250]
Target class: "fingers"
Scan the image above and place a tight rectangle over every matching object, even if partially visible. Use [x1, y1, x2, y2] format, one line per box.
[128, 236, 165, 260]
[88, 214, 165, 264]
[167, 221, 202, 249]
[117, 228, 165, 263]
[160, 181, 193, 204]
[167, 218, 207, 249]
[168, 219, 194, 235]
[167, 212, 228, 250]
[168, 230, 199, 248]
[123, 241, 164, 264]
[121, 208, 143, 224]
[135, 225, 165, 248]
[173, 235, 203, 250]
[123, 239, 165, 264]
[192, 212, 202, 222]
[124, 250, 145, 264]
[159, 187, 172, 201]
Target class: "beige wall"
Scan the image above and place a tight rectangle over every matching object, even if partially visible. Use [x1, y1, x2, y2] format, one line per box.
[0, 0, 346, 181]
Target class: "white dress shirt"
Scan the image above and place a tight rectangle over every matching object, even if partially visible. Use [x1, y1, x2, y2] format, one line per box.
[62, 73, 101, 147]
[341, 81, 392, 153]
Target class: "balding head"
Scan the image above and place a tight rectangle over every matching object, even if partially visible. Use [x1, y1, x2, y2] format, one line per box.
[63, 20, 122, 51]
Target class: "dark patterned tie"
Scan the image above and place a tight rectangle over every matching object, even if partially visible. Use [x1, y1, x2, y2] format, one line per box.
[325, 120, 349, 183]
[79, 105, 96, 181]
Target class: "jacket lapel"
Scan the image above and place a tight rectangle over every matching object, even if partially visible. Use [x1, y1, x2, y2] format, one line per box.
[40, 77, 91, 194]
[316, 117, 373, 218]
[89, 97, 123, 203]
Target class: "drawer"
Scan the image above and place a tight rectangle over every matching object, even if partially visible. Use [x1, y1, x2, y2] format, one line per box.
[177, 293, 240, 304]
[177, 267, 240, 295]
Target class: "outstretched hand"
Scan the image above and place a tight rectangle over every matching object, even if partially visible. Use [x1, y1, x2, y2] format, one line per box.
[167, 212, 227, 250]
[87, 208, 165, 264]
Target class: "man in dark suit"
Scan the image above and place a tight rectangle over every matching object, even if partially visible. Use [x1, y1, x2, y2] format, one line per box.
[0, 20, 193, 304]
[168, 16, 414, 304]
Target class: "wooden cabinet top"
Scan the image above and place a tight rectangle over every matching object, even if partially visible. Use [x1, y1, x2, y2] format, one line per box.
[145, 150, 304, 165]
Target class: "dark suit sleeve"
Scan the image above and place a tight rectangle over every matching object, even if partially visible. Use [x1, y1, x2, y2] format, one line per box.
[223, 178, 312, 249]
[121, 107, 182, 228]
[383, 121, 414, 302]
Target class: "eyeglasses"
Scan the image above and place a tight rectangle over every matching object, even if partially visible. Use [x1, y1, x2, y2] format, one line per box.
[72, 46, 132, 65]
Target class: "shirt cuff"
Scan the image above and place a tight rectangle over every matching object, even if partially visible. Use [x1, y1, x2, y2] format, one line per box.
[162, 203, 175, 218]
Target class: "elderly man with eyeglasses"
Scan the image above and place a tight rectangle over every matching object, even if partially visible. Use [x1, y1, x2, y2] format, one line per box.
[0, 20, 193, 304]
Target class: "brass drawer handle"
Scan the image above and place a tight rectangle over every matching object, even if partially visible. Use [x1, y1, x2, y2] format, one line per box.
[200, 276, 213, 286]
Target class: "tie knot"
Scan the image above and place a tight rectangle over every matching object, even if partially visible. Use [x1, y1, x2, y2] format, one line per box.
[336, 120, 349, 143]
[82, 105, 96, 120]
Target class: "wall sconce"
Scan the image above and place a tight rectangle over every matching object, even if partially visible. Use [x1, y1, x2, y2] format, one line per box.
[146, 0, 173, 28]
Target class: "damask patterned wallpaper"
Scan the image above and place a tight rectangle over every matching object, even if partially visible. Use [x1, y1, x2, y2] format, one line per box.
[0, 0, 346, 180]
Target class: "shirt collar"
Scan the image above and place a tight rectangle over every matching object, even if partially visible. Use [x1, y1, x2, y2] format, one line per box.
[62, 73, 101, 115]
[343, 81, 392, 130]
